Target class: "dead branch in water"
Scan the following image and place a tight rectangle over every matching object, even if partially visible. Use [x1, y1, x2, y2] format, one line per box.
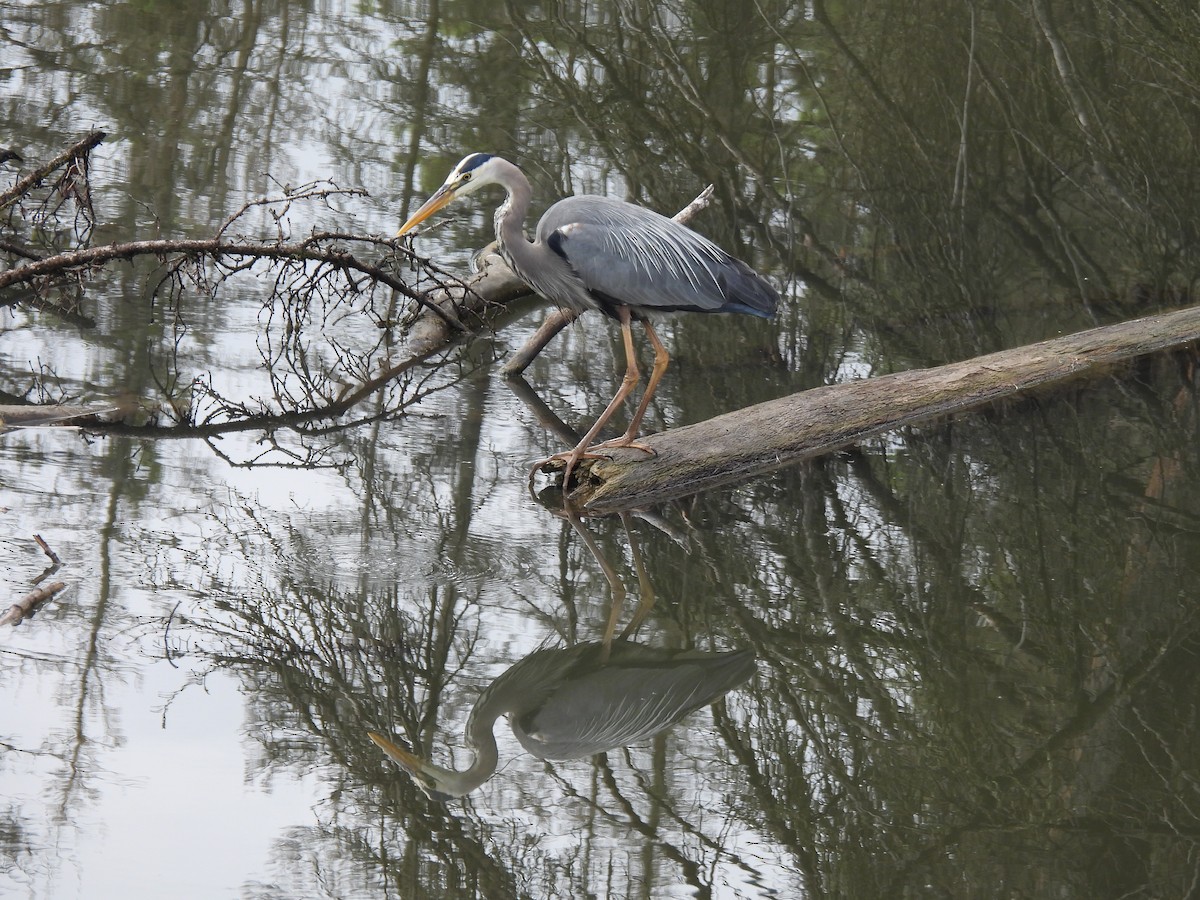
[33, 534, 59, 566]
[0, 129, 105, 215]
[0, 403, 129, 431]
[0, 197, 463, 331]
[0, 535, 68, 627]
[2, 138, 491, 448]
[1, 582, 67, 627]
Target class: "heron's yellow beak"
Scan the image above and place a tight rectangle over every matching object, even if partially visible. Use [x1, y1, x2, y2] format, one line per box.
[368, 731, 425, 772]
[395, 184, 457, 237]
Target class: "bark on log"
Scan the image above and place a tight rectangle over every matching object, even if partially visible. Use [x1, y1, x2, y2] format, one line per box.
[404, 248, 530, 356]
[565, 304, 1200, 512]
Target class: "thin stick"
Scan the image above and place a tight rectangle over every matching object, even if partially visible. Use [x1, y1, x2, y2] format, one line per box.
[500, 307, 580, 376]
[164, 600, 182, 668]
[33, 533, 60, 565]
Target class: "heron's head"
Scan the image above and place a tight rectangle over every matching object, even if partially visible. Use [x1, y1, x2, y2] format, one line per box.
[396, 153, 508, 237]
[368, 731, 467, 802]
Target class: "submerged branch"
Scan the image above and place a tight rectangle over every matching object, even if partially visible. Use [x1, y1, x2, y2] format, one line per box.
[500, 308, 581, 376]
[92, 341, 450, 441]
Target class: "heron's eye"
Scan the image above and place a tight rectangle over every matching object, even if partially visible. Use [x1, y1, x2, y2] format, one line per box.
[461, 173, 472, 182]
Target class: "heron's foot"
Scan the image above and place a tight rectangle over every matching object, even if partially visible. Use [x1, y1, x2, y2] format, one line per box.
[588, 435, 658, 457]
[529, 448, 612, 485]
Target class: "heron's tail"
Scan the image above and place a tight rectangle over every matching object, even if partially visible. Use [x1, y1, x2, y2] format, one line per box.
[718, 259, 780, 318]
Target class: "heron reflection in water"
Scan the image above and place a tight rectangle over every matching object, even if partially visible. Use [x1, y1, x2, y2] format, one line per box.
[369, 641, 755, 800]
[395, 153, 778, 483]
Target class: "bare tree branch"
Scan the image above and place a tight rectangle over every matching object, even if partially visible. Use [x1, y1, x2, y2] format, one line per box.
[0, 129, 105, 211]
[0, 226, 466, 331]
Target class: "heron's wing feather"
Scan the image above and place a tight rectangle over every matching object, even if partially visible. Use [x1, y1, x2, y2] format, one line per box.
[514, 649, 755, 759]
[538, 196, 777, 317]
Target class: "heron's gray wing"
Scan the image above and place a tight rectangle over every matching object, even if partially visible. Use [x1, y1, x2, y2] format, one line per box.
[537, 196, 777, 317]
[513, 649, 755, 759]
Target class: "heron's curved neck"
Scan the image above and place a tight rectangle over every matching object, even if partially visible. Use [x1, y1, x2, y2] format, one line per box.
[491, 160, 537, 275]
[415, 718, 497, 798]
[425, 684, 510, 797]
[451, 718, 500, 796]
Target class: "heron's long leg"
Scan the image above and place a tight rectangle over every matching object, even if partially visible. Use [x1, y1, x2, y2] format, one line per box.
[617, 512, 656, 640]
[566, 507, 626, 662]
[594, 318, 669, 449]
[551, 306, 644, 485]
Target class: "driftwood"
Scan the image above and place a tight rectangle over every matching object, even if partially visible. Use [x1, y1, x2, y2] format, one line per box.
[1, 581, 67, 627]
[563, 304, 1200, 512]
[1, 535, 65, 626]
[33, 534, 60, 569]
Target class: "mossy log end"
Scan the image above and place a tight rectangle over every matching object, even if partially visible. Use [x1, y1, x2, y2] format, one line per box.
[567, 304, 1200, 512]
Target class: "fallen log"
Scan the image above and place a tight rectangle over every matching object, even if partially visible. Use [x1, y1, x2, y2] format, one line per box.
[565, 304, 1200, 512]
[403, 248, 529, 356]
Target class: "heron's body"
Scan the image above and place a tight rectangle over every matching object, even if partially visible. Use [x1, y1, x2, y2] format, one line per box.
[503, 642, 755, 759]
[369, 641, 756, 798]
[397, 154, 778, 482]
[505, 193, 778, 322]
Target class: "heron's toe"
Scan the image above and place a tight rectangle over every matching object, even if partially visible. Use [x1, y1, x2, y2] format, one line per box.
[589, 436, 657, 457]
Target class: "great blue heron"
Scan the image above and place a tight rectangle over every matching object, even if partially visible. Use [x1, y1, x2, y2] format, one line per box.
[396, 153, 779, 482]
[368, 640, 755, 800]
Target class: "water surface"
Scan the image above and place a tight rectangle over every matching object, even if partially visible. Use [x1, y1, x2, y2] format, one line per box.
[4, 2, 1200, 897]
